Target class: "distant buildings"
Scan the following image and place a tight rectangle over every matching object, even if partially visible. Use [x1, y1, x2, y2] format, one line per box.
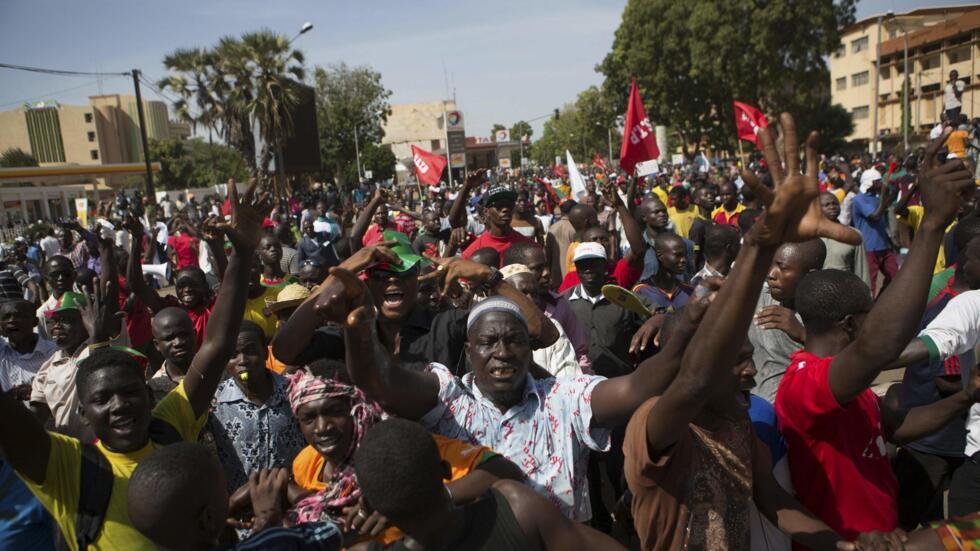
[830, 5, 980, 151]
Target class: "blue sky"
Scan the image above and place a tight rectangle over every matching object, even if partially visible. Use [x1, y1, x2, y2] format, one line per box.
[0, 0, 976, 140]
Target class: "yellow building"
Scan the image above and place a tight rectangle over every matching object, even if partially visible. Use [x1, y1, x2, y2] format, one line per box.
[381, 100, 457, 180]
[830, 5, 980, 151]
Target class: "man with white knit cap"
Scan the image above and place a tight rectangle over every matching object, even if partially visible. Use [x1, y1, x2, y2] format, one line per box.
[852, 167, 898, 295]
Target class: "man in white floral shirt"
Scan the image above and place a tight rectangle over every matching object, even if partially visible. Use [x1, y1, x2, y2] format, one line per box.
[313, 256, 697, 521]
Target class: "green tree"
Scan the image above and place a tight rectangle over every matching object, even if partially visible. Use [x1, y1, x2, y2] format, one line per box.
[346, 142, 396, 183]
[490, 123, 506, 141]
[531, 86, 621, 165]
[0, 148, 39, 167]
[509, 121, 533, 142]
[313, 63, 392, 186]
[598, 0, 856, 156]
[149, 138, 249, 190]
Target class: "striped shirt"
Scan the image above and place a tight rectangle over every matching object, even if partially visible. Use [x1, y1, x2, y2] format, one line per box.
[0, 337, 57, 391]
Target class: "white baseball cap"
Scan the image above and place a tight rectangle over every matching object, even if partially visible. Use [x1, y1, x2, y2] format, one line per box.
[572, 242, 607, 263]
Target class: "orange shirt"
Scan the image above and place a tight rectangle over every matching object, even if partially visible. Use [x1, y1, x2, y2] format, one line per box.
[265, 345, 289, 375]
[292, 434, 496, 543]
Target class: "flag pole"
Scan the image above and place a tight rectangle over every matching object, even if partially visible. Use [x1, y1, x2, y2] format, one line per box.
[737, 139, 745, 169]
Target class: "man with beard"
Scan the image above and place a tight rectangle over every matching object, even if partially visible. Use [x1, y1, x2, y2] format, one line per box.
[0, 179, 269, 550]
[272, 231, 556, 376]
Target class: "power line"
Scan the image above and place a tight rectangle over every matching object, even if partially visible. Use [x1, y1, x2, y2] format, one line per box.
[0, 80, 104, 108]
[0, 62, 129, 78]
[138, 74, 178, 104]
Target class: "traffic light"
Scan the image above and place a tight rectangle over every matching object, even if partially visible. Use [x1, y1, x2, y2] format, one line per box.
[554, 108, 560, 121]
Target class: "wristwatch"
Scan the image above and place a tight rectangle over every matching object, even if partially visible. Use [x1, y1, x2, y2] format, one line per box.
[482, 266, 504, 294]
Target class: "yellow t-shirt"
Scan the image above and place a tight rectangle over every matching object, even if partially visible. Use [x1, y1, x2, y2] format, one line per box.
[945, 129, 969, 158]
[898, 205, 951, 274]
[652, 186, 669, 205]
[667, 206, 700, 239]
[245, 286, 280, 339]
[20, 381, 207, 551]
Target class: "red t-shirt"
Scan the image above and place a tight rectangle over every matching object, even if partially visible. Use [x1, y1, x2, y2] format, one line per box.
[775, 351, 898, 539]
[557, 258, 643, 293]
[168, 234, 200, 270]
[461, 230, 534, 266]
[118, 277, 151, 349]
[362, 222, 400, 247]
[163, 295, 217, 350]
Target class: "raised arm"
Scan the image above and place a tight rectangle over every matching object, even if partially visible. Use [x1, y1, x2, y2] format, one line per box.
[601, 182, 645, 266]
[0, 390, 51, 484]
[183, 181, 271, 418]
[122, 213, 167, 313]
[421, 256, 559, 347]
[349, 189, 387, 254]
[448, 170, 485, 229]
[270, 241, 401, 366]
[200, 215, 228, 281]
[829, 131, 974, 405]
[316, 267, 439, 420]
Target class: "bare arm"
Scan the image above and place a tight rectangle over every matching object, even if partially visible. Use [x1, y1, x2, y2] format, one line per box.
[350, 190, 386, 254]
[881, 366, 977, 445]
[602, 182, 646, 266]
[446, 454, 526, 504]
[752, 438, 842, 550]
[0, 391, 51, 484]
[183, 181, 270, 418]
[448, 170, 485, 229]
[830, 134, 974, 405]
[123, 215, 167, 313]
[201, 216, 228, 281]
[494, 480, 626, 551]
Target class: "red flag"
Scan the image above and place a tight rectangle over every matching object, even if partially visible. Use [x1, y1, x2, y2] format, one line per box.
[733, 101, 769, 146]
[620, 78, 660, 175]
[411, 145, 447, 186]
[592, 154, 608, 171]
[552, 162, 567, 179]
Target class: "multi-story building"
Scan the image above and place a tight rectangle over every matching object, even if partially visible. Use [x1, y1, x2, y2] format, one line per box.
[830, 5, 980, 151]
[0, 94, 177, 223]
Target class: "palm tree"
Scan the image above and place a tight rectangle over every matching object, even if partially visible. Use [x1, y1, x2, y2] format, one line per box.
[239, 29, 305, 192]
[0, 148, 39, 168]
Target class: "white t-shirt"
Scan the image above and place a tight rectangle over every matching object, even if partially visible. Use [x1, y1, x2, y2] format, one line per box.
[944, 79, 966, 110]
[917, 289, 980, 456]
[40, 235, 61, 258]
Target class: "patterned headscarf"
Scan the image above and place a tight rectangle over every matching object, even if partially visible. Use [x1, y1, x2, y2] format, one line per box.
[286, 370, 383, 528]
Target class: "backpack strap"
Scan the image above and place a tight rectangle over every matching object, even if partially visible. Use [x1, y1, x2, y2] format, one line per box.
[75, 444, 113, 550]
[148, 417, 183, 446]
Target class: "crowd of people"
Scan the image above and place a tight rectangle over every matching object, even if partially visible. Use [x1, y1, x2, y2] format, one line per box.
[1, 111, 980, 550]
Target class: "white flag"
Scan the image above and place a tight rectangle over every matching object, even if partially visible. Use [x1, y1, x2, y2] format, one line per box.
[566, 150, 587, 199]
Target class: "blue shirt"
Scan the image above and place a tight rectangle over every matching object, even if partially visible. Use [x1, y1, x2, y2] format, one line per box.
[632, 281, 693, 314]
[208, 373, 307, 493]
[749, 395, 788, 468]
[902, 289, 967, 457]
[0, 460, 56, 551]
[637, 231, 695, 281]
[851, 193, 891, 252]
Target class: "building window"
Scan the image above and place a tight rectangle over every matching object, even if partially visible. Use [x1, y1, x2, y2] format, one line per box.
[87, 131, 95, 142]
[880, 65, 890, 79]
[90, 150, 99, 160]
[949, 46, 971, 64]
[852, 71, 870, 87]
[921, 54, 940, 70]
[836, 77, 847, 90]
[834, 44, 846, 57]
[84, 113, 93, 123]
[851, 36, 869, 53]
[852, 106, 869, 119]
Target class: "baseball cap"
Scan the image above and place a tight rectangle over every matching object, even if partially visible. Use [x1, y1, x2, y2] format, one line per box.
[481, 185, 518, 208]
[45, 291, 87, 318]
[370, 230, 431, 273]
[572, 242, 608, 263]
[268, 283, 311, 313]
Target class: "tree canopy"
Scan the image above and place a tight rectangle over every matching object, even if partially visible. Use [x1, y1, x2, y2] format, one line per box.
[598, 0, 856, 155]
[532, 86, 621, 166]
[313, 63, 392, 186]
[0, 148, 39, 168]
[148, 138, 249, 190]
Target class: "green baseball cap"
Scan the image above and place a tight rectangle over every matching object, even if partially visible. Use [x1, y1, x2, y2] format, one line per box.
[375, 230, 430, 273]
[45, 291, 87, 318]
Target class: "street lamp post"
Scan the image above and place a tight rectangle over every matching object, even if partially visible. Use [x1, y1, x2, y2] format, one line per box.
[353, 124, 363, 182]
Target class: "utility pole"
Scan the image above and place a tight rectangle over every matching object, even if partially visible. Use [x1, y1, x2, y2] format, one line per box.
[871, 15, 883, 156]
[353, 124, 363, 181]
[132, 69, 156, 204]
[903, 29, 910, 151]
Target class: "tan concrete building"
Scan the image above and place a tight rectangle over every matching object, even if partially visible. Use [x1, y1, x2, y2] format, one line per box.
[381, 100, 457, 180]
[830, 5, 980, 151]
